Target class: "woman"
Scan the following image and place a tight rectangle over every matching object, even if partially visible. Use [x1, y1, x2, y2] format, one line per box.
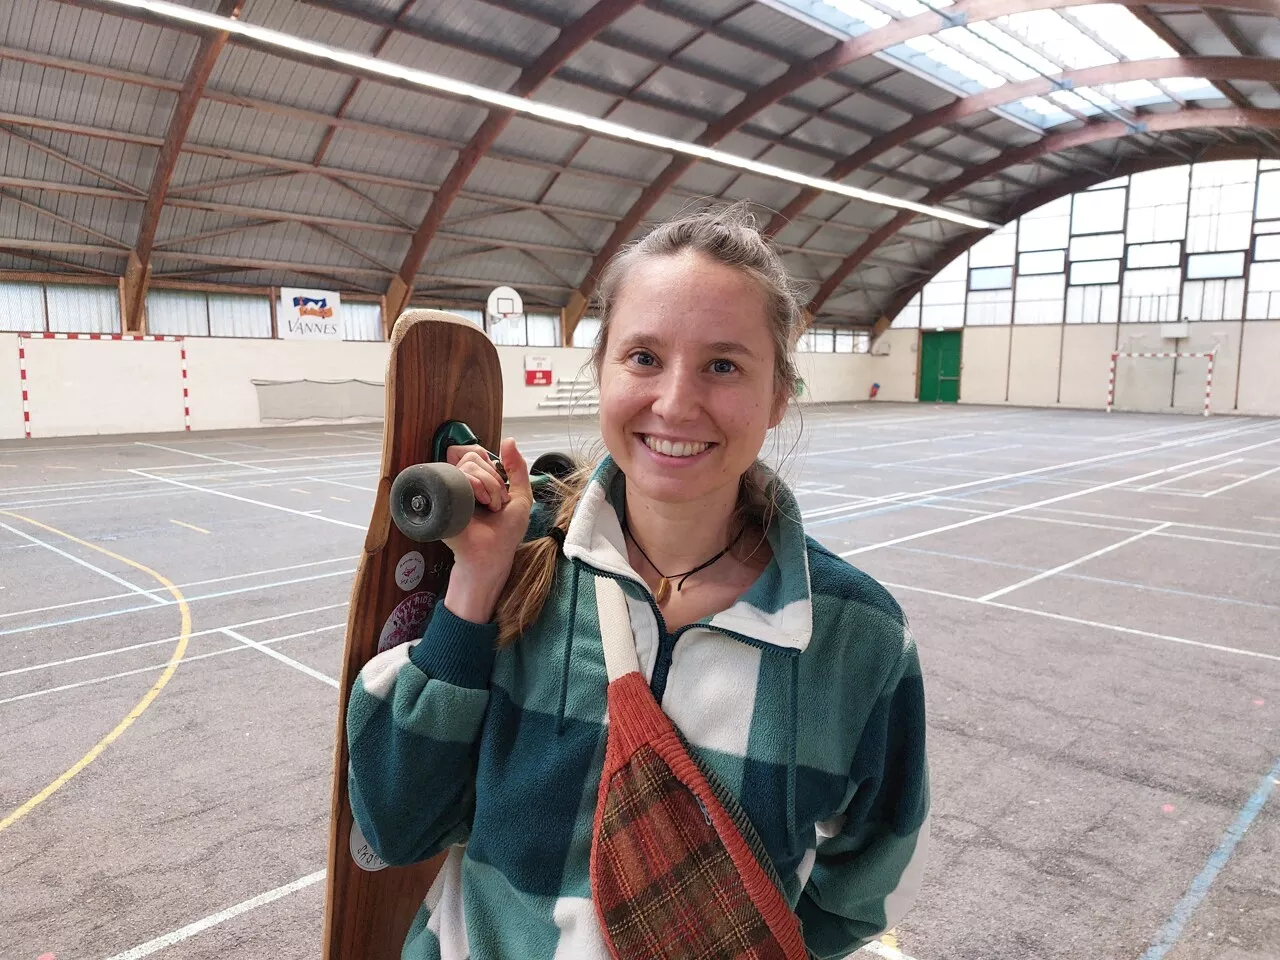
[347, 206, 929, 960]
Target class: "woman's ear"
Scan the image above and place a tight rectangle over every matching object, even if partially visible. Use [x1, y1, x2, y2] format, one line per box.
[768, 386, 789, 429]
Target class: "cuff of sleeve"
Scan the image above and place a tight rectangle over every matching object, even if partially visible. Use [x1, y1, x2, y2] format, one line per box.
[409, 602, 498, 689]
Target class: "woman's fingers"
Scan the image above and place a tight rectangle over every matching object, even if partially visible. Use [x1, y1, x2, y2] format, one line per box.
[456, 451, 505, 510]
[499, 438, 531, 507]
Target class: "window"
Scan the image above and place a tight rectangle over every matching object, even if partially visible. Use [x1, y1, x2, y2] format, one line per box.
[46, 285, 119, 334]
[148, 290, 208, 336]
[0, 282, 44, 332]
[1014, 273, 1065, 324]
[835, 330, 855, 353]
[1066, 284, 1119, 324]
[1258, 171, 1280, 221]
[1122, 267, 1181, 322]
[572, 316, 601, 348]
[893, 294, 922, 329]
[969, 266, 1013, 290]
[1186, 251, 1245, 280]
[343, 302, 384, 341]
[1127, 166, 1189, 243]
[1245, 262, 1280, 319]
[1069, 259, 1120, 286]
[1069, 232, 1124, 262]
[1072, 189, 1126, 235]
[1255, 234, 1280, 261]
[527, 312, 560, 346]
[1018, 196, 1070, 251]
[966, 290, 1013, 325]
[208, 294, 271, 337]
[1127, 241, 1181, 269]
[969, 223, 1017, 267]
[1019, 249, 1066, 275]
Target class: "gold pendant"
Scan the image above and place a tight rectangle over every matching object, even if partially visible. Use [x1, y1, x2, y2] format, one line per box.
[654, 577, 671, 605]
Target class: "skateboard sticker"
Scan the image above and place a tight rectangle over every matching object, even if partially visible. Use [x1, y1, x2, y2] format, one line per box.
[378, 590, 438, 653]
[350, 819, 388, 872]
[395, 551, 425, 591]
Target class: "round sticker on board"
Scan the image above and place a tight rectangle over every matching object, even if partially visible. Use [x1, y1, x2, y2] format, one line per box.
[395, 551, 425, 591]
[378, 590, 437, 653]
[350, 819, 388, 872]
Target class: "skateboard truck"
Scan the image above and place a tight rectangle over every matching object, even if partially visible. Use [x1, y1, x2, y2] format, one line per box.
[388, 421, 577, 542]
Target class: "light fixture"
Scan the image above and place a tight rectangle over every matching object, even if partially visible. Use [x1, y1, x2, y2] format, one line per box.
[100, 0, 997, 231]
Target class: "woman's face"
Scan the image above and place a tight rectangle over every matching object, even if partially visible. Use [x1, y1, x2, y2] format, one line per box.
[598, 251, 786, 508]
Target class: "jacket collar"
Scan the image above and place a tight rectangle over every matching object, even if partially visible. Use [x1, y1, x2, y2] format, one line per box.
[561, 457, 813, 654]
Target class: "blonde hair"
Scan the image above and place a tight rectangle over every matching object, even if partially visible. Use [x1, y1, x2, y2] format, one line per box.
[495, 204, 805, 645]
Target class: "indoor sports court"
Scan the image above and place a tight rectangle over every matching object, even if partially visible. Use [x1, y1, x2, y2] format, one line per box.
[1, 0, 1278, 959]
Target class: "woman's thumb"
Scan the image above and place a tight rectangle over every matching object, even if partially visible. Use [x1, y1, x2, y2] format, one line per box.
[499, 437, 531, 501]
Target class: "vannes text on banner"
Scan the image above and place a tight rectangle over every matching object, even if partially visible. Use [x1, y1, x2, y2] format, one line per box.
[280, 288, 342, 340]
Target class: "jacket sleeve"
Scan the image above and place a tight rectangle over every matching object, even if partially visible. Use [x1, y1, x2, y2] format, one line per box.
[797, 637, 930, 959]
[345, 601, 497, 867]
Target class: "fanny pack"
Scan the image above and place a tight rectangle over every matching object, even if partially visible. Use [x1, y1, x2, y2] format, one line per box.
[589, 575, 808, 960]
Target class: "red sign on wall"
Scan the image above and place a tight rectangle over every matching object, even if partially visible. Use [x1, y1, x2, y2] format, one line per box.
[525, 354, 552, 387]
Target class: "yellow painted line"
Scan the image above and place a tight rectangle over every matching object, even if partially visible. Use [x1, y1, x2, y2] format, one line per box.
[290, 488, 310, 495]
[170, 519, 211, 535]
[881, 929, 899, 948]
[329, 496, 349, 503]
[0, 510, 191, 835]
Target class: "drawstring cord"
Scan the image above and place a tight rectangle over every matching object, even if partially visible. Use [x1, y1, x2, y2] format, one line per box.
[786, 654, 799, 859]
[549, 527, 577, 736]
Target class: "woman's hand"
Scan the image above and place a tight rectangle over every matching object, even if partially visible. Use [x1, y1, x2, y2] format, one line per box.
[441, 437, 533, 623]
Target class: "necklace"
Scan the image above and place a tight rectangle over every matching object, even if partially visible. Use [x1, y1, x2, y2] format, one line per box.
[621, 515, 743, 605]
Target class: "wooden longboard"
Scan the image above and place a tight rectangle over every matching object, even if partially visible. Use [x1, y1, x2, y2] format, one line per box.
[323, 310, 502, 960]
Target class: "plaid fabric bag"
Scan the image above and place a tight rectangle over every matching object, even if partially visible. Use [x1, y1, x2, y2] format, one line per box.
[589, 576, 808, 960]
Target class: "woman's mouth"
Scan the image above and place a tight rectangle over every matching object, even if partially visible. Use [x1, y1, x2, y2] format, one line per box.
[640, 434, 713, 459]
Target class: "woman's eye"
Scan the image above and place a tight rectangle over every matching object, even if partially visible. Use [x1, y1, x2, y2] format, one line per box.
[631, 351, 656, 367]
[710, 359, 737, 374]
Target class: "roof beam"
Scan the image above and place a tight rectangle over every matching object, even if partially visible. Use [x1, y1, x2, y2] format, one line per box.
[764, 56, 1280, 235]
[384, 0, 645, 318]
[809, 108, 1280, 315]
[121, 0, 244, 334]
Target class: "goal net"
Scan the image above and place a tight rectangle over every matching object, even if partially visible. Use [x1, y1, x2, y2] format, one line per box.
[1106, 350, 1217, 417]
[252, 378, 384, 422]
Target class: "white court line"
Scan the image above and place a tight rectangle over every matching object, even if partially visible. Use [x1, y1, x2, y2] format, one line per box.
[101, 869, 328, 960]
[979, 523, 1173, 602]
[135, 441, 275, 474]
[0, 555, 354, 622]
[0, 623, 345, 706]
[808, 433, 976, 457]
[859, 942, 919, 960]
[0, 567, 355, 639]
[1200, 464, 1280, 498]
[945, 499, 1280, 542]
[838, 433, 1280, 559]
[307, 475, 376, 493]
[220, 627, 338, 687]
[0, 519, 167, 605]
[800, 419, 1265, 522]
[874, 443, 1021, 467]
[884, 581, 1280, 666]
[1135, 458, 1244, 492]
[129, 470, 366, 530]
[0, 603, 349, 678]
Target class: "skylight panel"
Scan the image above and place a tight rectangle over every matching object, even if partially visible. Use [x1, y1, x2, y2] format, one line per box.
[966, 21, 1062, 76]
[826, 0, 890, 29]
[874, 0, 947, 19]
[997, 10, 1116, 70]
[1067, 5, 1176, 60]
[940, 26, 1041, 83]
[1164, 76, 1218, 94]
[1105, 80, 1166, 104]
[1049, 89, 1096, 114]
[903, 34, 1011, 89]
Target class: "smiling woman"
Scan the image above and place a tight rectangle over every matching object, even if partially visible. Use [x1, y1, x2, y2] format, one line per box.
[344, 205, 930, 960]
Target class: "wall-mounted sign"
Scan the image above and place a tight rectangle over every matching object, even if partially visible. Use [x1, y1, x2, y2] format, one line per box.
[279, 287, 342, 340]
[525, 354, 552, 387]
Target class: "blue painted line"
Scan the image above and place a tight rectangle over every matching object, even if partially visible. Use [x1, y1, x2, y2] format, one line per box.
[1139, 756, 1280, 960]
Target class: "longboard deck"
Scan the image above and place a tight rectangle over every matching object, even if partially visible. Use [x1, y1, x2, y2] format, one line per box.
[323, 310, 502, 960]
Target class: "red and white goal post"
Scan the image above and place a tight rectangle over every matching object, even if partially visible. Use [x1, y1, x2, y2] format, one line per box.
[1105, 349, 1217, 417]
[16, 332, 190, 439]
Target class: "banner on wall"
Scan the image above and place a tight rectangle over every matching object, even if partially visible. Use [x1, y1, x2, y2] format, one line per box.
[279, 288, 342, 340]
[525, 354, 552, 387]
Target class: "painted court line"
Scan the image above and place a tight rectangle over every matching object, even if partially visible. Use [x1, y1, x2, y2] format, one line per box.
[219, 627, 338, 688]
[129, 470, 366, 531]
[1200, 463, 1280, 497]
[883, 581, 1280, 665]
[0, 623, 345, 706]
[0, 518, 168, 605]
[135, 441, 275, 474]
[979, 523, 1173, 602]
[0, 602, 349, 679]
[838, 434, 1280, 559]
[1135, 458, 1244, 492]
[101, 869, 328, 960]
[1138, 756, 1280, 960]
[169, 519, 210, 535]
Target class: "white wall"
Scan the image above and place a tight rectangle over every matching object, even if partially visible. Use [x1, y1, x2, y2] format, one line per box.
[0, 334, 884, 439]
[1237, 322, 1280, 415]
[1058, 325, 1118, 410]
[867, 329, 920, 402]
[959, 326, 1010, 405]
[1006, 325, 1062, 407]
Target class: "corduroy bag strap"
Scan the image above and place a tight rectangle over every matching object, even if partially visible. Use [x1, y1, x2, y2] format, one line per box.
[589, 575, 807, 960]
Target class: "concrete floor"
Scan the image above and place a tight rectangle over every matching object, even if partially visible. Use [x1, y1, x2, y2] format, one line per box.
[1, 403, 1277, 960]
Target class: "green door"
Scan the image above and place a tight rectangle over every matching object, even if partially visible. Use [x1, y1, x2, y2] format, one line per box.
[919, 330, 962, 403]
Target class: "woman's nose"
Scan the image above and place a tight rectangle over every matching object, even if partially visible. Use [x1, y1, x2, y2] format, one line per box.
[649, 366, 701, 423]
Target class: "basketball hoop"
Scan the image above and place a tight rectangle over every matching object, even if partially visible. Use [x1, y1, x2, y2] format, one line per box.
[486, 285, 525, 338]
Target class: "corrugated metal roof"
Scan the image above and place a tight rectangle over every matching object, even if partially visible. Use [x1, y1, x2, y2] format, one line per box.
[0, 0, 1274, 326]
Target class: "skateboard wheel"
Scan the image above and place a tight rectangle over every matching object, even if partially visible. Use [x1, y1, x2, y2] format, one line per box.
[389, 462, 475, 542]
[530, 451, 576, 481]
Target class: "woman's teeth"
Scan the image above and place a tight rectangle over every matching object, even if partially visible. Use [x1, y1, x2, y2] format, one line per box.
[643, 436, 710, 458]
